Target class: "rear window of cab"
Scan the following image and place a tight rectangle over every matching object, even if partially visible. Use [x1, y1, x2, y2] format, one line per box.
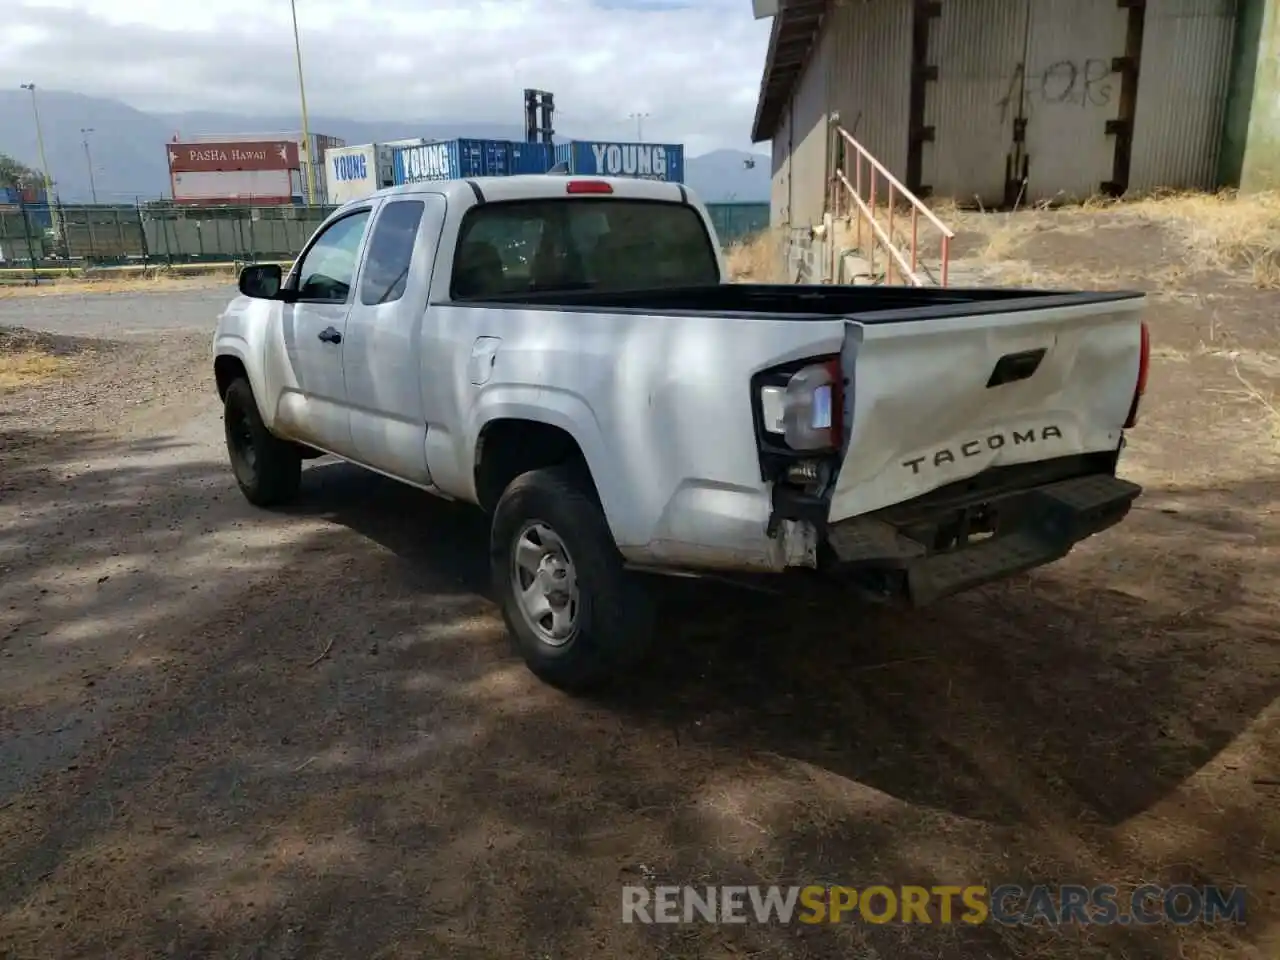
[449, 198, 720, 299]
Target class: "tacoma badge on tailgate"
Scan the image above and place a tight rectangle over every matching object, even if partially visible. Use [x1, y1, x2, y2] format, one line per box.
[902, 425, 1064, 475]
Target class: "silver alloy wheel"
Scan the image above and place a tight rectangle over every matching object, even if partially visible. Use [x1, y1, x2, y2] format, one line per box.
[510, 520, 580, 647]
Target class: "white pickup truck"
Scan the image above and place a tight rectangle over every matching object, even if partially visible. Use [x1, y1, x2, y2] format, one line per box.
[213, 174, 1150, 690]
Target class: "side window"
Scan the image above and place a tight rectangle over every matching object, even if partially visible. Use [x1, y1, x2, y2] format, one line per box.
[359, 200, 426, 306]
[295, 210, 371, 302]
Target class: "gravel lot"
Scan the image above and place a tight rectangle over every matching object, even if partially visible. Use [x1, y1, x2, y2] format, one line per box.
[0, 235, 1277, 959]
[0, 285, 235, 337]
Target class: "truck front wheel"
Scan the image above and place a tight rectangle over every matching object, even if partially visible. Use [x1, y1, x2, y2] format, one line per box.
[491, 465, 653, 692]
[223, 378, 302, 508]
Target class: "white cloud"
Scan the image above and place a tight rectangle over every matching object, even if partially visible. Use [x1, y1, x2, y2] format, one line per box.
[2, 0, 773, 154]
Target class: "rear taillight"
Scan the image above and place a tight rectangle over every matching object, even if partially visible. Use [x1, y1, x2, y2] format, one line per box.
[566, 180, 612, 194]
[1124, 321, 1149, 428]
[775, 357, 843, 451]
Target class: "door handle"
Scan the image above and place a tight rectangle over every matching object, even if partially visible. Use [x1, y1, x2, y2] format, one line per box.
[986, 348, 1046, 387]
[318, 327, 342, 344]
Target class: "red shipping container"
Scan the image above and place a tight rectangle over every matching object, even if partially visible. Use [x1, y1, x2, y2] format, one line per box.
[168, 140, 299, 173]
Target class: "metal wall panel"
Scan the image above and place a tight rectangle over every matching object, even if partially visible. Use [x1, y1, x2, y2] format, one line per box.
[788, 19, 832, 226]
[1129, 0, 1237, 192]
[1021, 0, 1129, 202]
[923, 0, 1029, 205]
[827, 0, 913, 199]
[771, 100, 793, 226]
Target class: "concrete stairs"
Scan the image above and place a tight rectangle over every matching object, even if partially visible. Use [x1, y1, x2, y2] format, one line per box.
[828, 211, 985, 288]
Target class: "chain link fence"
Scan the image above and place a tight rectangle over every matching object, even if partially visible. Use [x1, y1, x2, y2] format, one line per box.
[1, 199, 770, 269]
[704, 202, 771, 247]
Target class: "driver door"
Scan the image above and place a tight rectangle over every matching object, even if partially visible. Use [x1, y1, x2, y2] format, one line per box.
[272, 207, 374, 455]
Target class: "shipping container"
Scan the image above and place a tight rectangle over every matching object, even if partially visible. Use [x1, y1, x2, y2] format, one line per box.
[376, 138, 431, 189]
[167, 140, 300, 174]
[555, 141, 685, 182]
[187, 131, 346, 155]
[510, 141, 554, 175]
[0, 186, 47, 205]
[393, 141, 453, 183]
[178, 131, 344, 205]
[171, 169, 294, 204]
[382, 137, 434, 148]
[392, 138, 513, 184]
[324, 144, 393, 205]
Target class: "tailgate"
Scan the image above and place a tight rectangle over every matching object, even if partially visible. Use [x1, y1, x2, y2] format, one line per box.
[829, 296, 1145, 523]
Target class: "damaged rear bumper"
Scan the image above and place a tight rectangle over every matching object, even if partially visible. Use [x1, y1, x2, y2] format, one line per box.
[823, 471, 1142, 606]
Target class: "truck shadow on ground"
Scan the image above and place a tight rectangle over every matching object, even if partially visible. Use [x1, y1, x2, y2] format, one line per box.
[3, 433, 1275, 959]
[290, 459, 1280, 830]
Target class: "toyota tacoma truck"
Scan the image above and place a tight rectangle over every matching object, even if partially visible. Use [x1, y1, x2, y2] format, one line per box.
[213, 174, 1149, 691]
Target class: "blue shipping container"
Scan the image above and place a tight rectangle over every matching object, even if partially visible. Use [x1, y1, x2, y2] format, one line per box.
[461, 138, 511, 178]
[1, 185, 48, 205]
[393, 138, 512, 184]
[563, 141, 684, 183]
[510, 142, 554, 175]
[553, 143, 572, 170]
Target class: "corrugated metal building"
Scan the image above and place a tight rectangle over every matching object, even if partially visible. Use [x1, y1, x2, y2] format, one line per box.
[753, 0, 1248, 224]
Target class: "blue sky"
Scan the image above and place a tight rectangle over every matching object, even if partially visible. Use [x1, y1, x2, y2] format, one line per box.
[3, 0, 775, 154]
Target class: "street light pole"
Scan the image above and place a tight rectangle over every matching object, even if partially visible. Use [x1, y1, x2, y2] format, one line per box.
[19, 83, 60, 238]
[290, 0, 315, 205]
[629, 112, 650, 141]
[81, 128, 98, 204]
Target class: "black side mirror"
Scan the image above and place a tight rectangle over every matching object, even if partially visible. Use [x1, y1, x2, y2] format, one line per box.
[239, 263, 284, 299]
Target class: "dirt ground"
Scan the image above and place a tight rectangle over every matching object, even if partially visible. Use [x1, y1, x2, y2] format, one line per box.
[2, 203, 1279, 959]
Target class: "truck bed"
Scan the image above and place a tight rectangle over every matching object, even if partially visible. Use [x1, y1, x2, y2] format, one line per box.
[446, 277, 1148, 543]
[469, 282, 1143, 322]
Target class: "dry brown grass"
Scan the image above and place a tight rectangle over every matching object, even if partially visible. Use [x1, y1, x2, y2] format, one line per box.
[0, 326, 94, 390]
[0, 269, 238, 299]
[0, 347, 74, 390]
[942, 190, 1280, 290]
[725, 229, 783, 282]
[1123, 190, 1280, 287]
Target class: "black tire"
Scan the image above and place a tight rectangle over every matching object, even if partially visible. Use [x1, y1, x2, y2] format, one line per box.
[491, 465, 653, 692]
[223, 377, 302, 507]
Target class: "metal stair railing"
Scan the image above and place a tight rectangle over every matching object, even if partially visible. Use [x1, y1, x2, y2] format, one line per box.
[832, 124, 954, 286]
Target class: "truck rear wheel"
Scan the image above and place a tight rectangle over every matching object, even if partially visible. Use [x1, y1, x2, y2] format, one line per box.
[490, 465, 653, 692]
[223, 377, 302, 508]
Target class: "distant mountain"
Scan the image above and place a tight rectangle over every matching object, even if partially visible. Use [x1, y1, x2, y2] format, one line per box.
[0, 90, 173, 203]
[0, 90, 769, 204]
